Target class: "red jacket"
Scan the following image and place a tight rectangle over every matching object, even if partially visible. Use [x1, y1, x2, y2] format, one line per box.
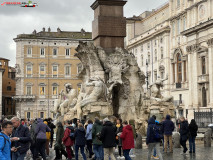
[120, 125, 134, 150]
[62, 127, 74, 147]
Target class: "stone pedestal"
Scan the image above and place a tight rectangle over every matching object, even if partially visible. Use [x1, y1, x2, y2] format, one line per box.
[135, 133, 142, 149]
[172, 132, 181, 148]
[204, 128, 212, 147]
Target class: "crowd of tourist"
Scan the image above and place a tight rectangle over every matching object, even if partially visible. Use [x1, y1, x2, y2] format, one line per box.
[0, 114, 198, 160]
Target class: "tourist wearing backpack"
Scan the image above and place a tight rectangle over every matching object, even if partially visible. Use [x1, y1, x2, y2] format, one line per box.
[0, 121, 13, 160]
[146, 117, 163, 160]
[162, 115, 174, 153]
[62, 120, 74, 160]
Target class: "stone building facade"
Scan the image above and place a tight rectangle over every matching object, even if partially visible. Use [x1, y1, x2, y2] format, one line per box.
[14, 28, 92, 119]
[126, 0, 213, 124]
[0, 58, 16, 117]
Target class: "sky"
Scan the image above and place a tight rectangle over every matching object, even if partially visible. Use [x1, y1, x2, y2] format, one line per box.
[0, 0, 168, 66]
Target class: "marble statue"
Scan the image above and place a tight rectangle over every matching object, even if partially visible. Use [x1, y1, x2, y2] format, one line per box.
[150, 75, 173, 103]
[81, 77, 107, 107]
[53, 83, 77, 116]
[16, 111, 20, 119]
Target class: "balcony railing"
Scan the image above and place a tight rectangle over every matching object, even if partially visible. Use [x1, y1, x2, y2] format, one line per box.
[14, 95, 36, 102]
[198, 74, 209, 84]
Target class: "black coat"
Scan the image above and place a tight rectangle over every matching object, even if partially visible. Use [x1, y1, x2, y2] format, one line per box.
[189, 123, 198, 137]
[48, 122, 56, 135]
[74, 127, 86, 146]
[11, 124, 31, 154]
[100, 121, 116, 148]
[162, 115, 175, 135]
[179, 120, 189, 141]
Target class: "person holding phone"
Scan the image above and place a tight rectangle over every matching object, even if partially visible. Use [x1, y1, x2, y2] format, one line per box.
[11, 117, 31, 160]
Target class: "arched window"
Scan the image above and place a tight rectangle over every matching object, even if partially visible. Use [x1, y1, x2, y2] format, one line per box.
[202, 57, 206, 75]
[202, 87, 207, 107]
[177, 53, 182, 83]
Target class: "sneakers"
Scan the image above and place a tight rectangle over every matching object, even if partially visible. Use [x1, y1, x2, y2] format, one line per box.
[130, 154, 136, 158]
[120, 156, 125, 159]
[117, 156, 121, 159]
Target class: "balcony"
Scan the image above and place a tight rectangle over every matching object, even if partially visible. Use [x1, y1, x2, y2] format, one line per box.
[14, 95, 36, 102]
[198, 74, 209, 84]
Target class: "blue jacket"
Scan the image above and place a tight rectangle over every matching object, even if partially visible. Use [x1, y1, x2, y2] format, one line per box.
[11, 124, 31, 154]
[162, 115, 175, 135]
[0, 132, 11, 160]
[86, 124, 93, 140]
[146, 117, 161, 144]
[74, 127, 86, 146]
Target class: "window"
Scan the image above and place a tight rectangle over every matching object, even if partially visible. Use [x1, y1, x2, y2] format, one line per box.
[40, 112, 44, 119]
[161, 47, 164, 59]
[177, 0, 180, 7]
[177, 53, 182, 83]
[52, 86, 58, 95]
[40, 101, 45, 105]
[40, 86, 45, 95]
[40, 48, 45, 57]
[184, 61, 186, 82]
[39, 65, 45, 77]
[155, 49, 157, 62]
[202, 87, 207, 107]
[160, 37, 163, 43]
[65, 65, 71, 77]
[52, 65, 58, 78]
[154, 71, 157, 81]
[53, 48, 57, 56]
[141, 45, 143, 52]
[27, 47, 32, 57]
[27, 112, 31, 119]
[172, 22, 175, 36]
[147, 42, 150, 49]
[183, 17, 186, 31]
[202, 57, 206, 75]
[77, 64, 82, 74]
[177, 19, 181, 34]
[155, 40, 157, 46]
[148, 54, 150, 64]
[7, 86, 11, 91]
[26, 86, 32, 95]
[65, 49, 70, 56]
[26, 64, 32, 77]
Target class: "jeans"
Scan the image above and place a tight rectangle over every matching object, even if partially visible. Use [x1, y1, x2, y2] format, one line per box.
[104, 148, 116, 160]
[189, 136, 196, 152]
[123, 149, 131, 160]
[12, 152, 26, 160]
[75, 145, 87, 160]
[34, 139, 46, 160]
[153, 148, 157, 157]
[147, 143, 163, 160]
[93, 144, 104, 160]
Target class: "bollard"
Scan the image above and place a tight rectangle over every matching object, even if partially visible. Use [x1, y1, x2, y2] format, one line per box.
[204, 128, 212, 147]
[173, 132, 181, 148]
[135, 133, 143, 149]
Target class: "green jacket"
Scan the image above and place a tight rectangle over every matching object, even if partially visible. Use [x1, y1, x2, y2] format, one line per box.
[55, 125, 65, 150]
[92, 119, 103, 145]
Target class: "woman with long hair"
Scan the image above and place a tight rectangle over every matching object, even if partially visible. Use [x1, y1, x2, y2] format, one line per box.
[188, 119, 198, 153]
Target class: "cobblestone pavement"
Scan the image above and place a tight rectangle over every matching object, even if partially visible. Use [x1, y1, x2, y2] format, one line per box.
[25, 144, 213, 160]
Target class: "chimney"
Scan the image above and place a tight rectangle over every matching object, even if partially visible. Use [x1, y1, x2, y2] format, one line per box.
[57, 27, 61, 33]
[48, 27, 51, 32]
